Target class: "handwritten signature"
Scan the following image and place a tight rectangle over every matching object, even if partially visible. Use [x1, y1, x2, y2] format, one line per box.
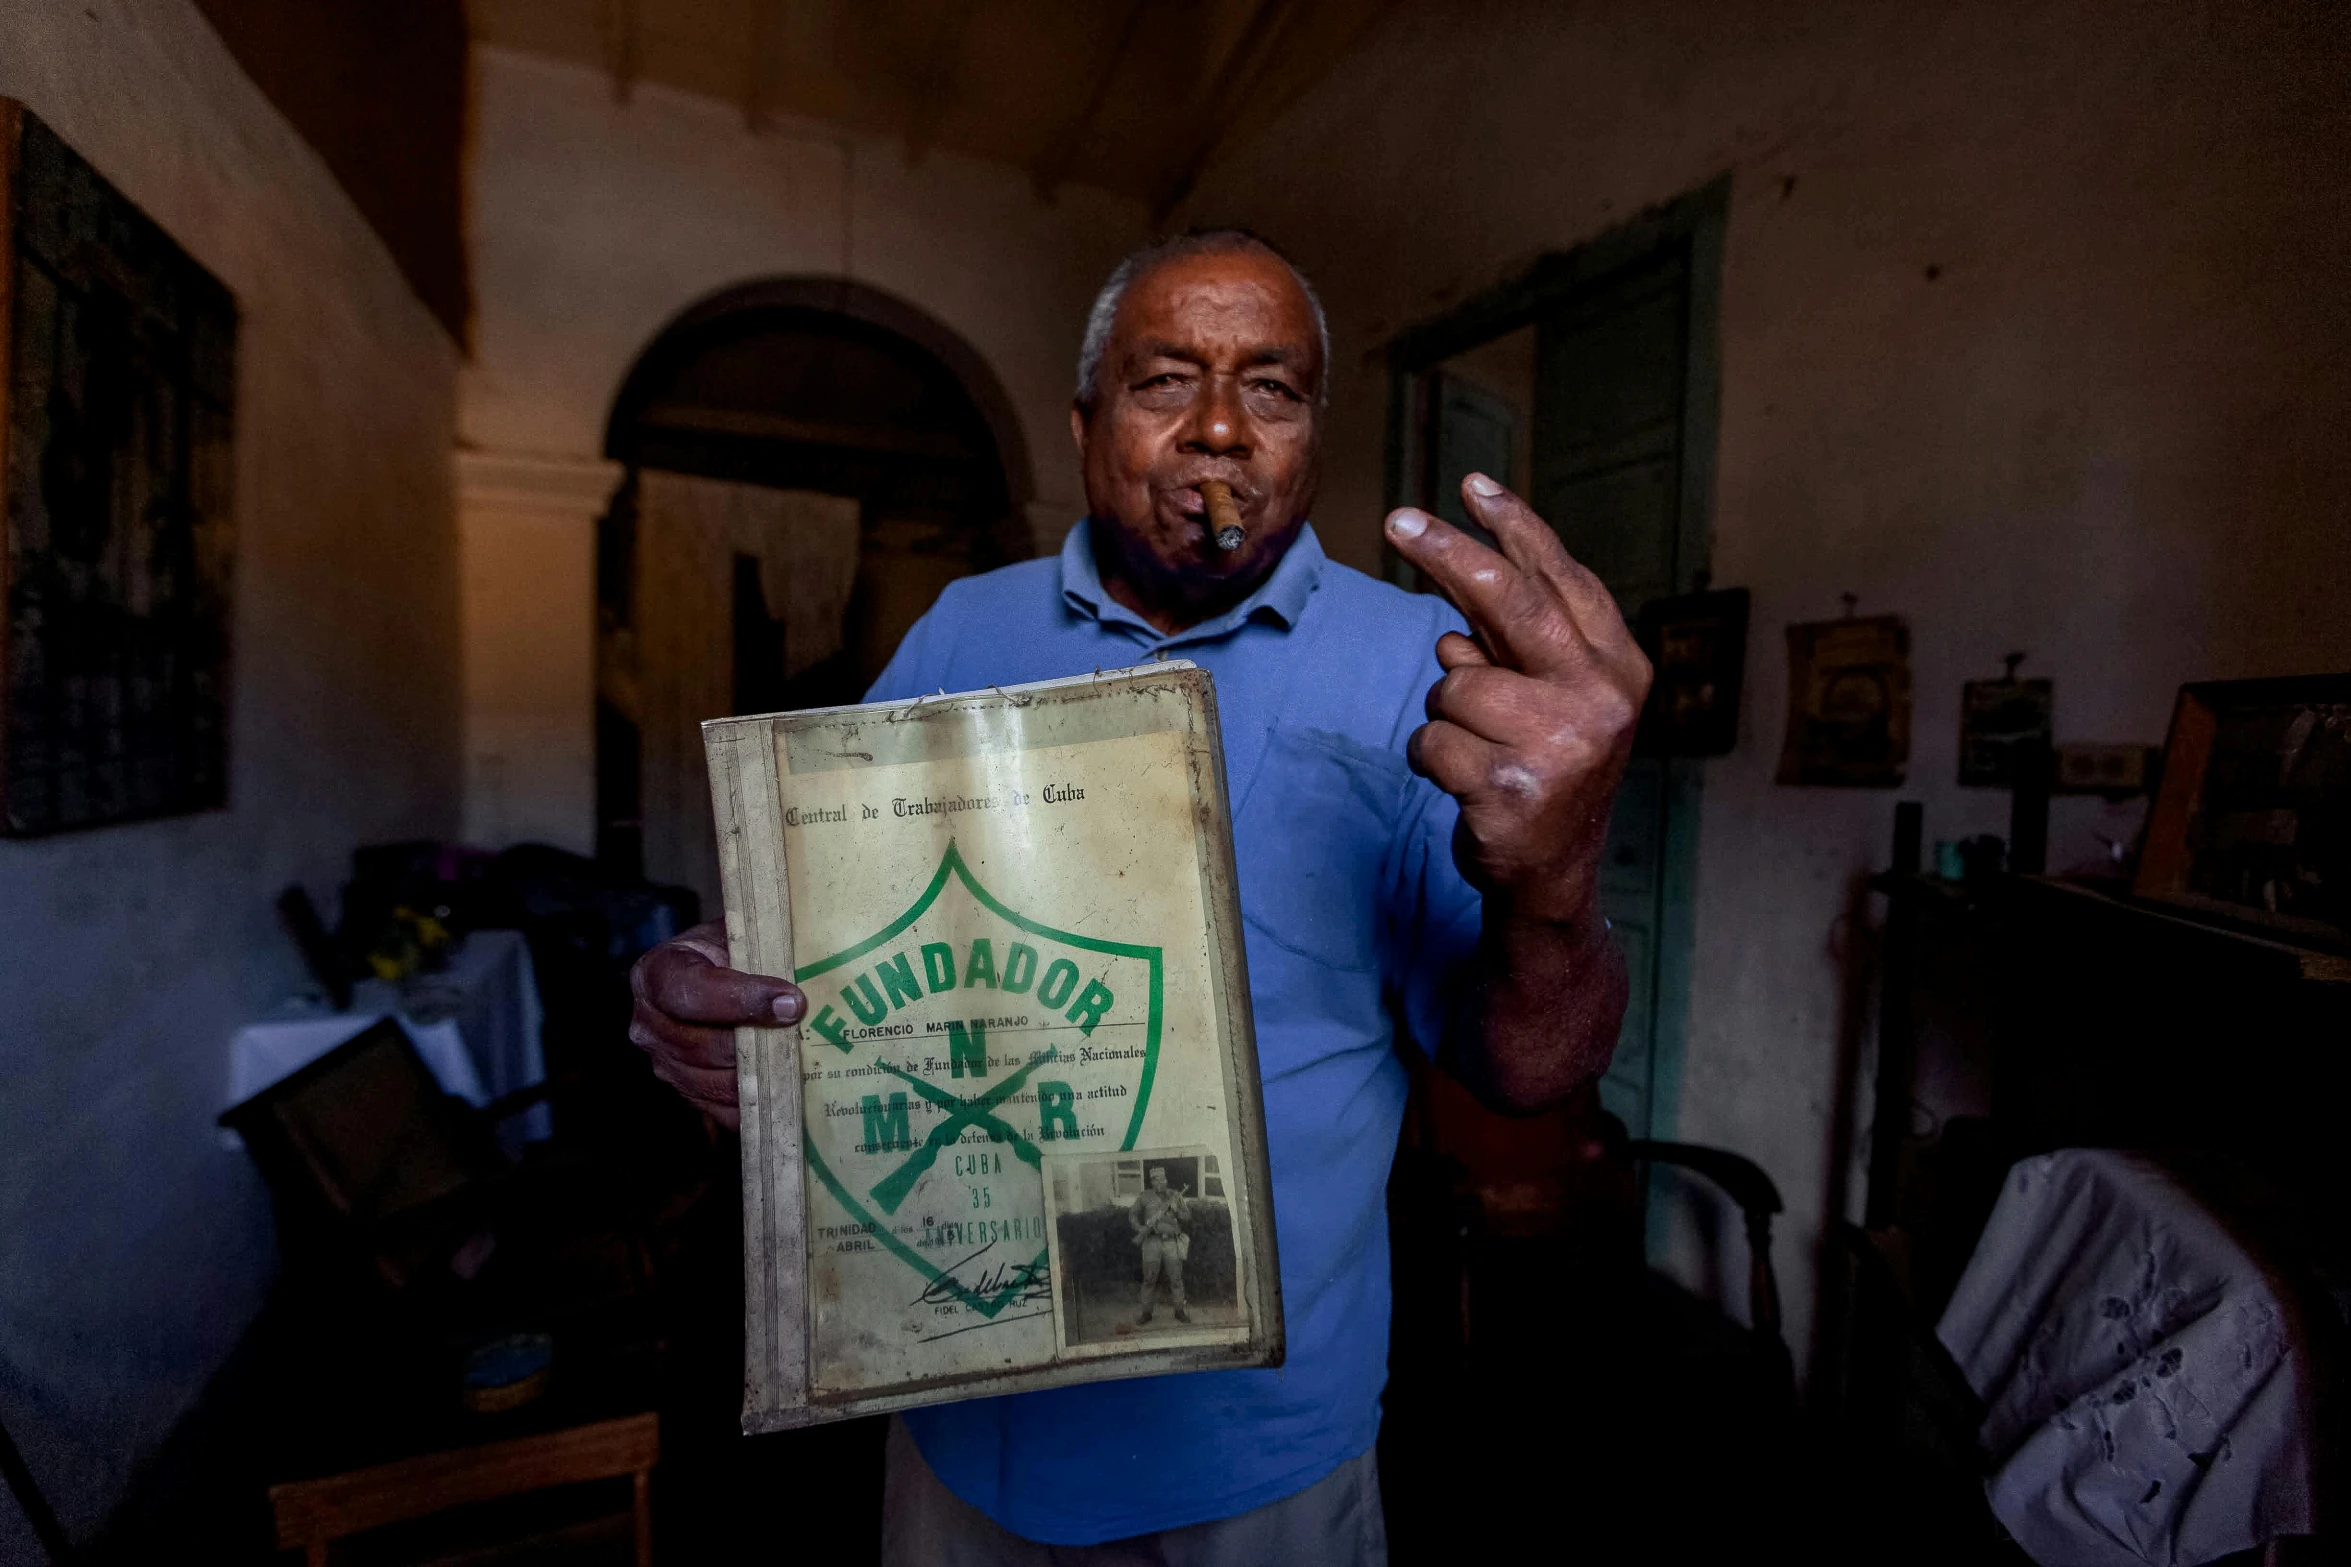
[915, 1242, 1053, 1309]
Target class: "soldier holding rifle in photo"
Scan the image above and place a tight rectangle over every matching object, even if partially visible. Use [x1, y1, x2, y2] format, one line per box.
[1130, 1164, 1191, 1326]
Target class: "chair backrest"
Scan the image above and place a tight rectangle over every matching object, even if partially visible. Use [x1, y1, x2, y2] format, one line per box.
[1627, 1137, 1789, 1379]
[221, 1019, 502, 1284]
[268, 1413, 659, 1565]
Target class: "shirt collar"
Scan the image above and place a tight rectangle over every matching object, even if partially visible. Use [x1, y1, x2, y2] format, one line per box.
[1058, 517, 1327, 648]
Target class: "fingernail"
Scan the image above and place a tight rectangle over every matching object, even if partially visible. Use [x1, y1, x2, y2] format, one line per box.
[1388, 508, 1428, 540]
[771, 992, 803, 1025]
[1466, 472, 1503, 497]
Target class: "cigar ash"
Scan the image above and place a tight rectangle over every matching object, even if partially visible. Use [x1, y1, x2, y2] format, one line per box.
[1201, 480, 1246, 553]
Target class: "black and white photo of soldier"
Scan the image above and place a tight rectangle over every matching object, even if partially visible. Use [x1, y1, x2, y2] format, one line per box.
[1046, 1150, 1242, 1347]
[1130, 1163, 1191, 1324]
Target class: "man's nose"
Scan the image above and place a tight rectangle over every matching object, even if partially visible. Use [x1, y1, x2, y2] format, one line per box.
[1179, 375, 1251, 458]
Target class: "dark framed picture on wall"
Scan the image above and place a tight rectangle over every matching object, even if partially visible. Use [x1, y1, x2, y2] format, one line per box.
[0, 100, 238, 837]
[1775, 613, 1912, 788]
[1635, 587, 1748, 757]
[1957, 665, 2054, 787]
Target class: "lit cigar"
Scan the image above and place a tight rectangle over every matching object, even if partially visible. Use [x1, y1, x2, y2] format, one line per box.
[1202, 480, 1245, 552]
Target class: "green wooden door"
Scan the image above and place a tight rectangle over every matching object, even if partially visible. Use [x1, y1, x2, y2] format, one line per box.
[1428, 372, 1517, 539]
[1397, 181, 1724, 1148]
[1531, 248, 1694, 1143]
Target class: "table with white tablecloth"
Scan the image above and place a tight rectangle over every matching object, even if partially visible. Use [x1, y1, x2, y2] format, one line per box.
[223, 928, 551, 1157]
[1937, 1149, 2317, 1567]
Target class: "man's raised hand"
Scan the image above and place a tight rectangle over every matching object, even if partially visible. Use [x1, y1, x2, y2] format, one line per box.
[627, 921, 804, 1129]
[1383, 473, 1652, 930]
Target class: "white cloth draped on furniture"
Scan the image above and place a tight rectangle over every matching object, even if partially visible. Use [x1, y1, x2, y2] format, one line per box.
[1938, 1149, 2316, 1566]
[225, 929, 549, 1158]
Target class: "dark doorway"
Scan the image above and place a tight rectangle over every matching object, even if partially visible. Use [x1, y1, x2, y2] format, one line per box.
[605, 287, 1032, 697]
[594, 282, 1032, 890]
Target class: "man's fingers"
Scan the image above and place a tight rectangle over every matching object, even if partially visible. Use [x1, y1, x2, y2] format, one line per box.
[1385, 506, 1585, 678]
[652, 1059, 741, 1131]
[1453, 474, 1590, 600]
[1425, 663, 1548, 741]
[626, 924, 761, 1125]
[634, 936, 804, 1028]
[1457, 475, 1642, 661]
[651, 1056, 739, 1103]
[669, 919, 733, 968]
[629, 1003, 739, 1070]
[1405, 717, 1505, 793]
[1435, 630, 1490, 671]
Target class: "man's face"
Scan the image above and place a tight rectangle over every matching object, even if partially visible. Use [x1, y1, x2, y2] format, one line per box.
[1148, 1168, 1168, 1190]
[1071, 248, 1323, 620]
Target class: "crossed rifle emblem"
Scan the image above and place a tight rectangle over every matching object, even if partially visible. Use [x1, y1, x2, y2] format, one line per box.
[864, 1046, 1060, 1215]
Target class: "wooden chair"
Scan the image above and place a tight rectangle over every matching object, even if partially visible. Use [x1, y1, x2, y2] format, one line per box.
[1626, 1134, 1793, 1393]
[1384, 1074, 1806, 1556]
[219, 1017, 539, 1290]
[218, 1017, 652, 1317]
[267, 1412, 657, 1566]
[1396, 1066, 1794, 1385]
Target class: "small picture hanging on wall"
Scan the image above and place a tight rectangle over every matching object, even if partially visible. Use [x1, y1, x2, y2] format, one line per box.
[0, 100, 238, 836]
[1958, 653, 2054, 788]
[2054, 742, 2157, 798]
[1776, 606, 1911, 787]
[1635, 586, 1748, 757]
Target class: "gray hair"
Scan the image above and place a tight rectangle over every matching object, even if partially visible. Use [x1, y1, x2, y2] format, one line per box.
[1074, 229, 1331, 412]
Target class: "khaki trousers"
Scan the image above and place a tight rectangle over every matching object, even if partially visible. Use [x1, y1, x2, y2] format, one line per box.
[1138, 1235, 1187, 1311]
[880, 1416, 1388, 1567]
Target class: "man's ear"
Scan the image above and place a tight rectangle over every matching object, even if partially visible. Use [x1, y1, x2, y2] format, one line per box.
[1068, 401, 1089, 456]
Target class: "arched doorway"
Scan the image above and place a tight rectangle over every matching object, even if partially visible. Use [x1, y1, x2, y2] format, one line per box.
[595, 281, 1032, 908]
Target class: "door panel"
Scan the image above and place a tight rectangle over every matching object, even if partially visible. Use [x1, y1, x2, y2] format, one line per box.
[1542, 460, 1680, 606]
[1599, 902, 1654, 1126]
[1528, 248, 1693, 1143]
[1535, 269, 1687, 453]
[1431, 373, 1517, 544]
[1598, 756, 1664, 1129]
[612, 471, 860, 912]
[1599, 762, 1661, 900]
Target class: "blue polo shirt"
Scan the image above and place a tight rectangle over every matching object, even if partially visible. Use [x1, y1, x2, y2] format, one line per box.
[872, 519, 1481, 1544]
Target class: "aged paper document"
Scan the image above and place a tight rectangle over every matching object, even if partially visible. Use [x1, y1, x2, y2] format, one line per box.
[704, 663, 1282, 1432]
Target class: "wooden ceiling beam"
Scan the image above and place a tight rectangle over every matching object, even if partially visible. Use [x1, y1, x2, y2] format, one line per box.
[635, 405, 978, 461]
[1152, 0, 1305, 221]
[744, 0, 785, 129]
[601, 0, 640, 103]
[903, 0, 980, 165]
[1029, 0, 1150, 203]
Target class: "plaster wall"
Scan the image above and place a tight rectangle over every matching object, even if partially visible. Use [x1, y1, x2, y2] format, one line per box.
[0, 0, 461, 1546]
[459, 52, 1150, 850]
[1181, 0, 2351, 1374]
[457, 452, 615, 854]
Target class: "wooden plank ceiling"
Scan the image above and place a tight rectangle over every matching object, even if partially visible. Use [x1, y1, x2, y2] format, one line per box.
[468, 0, 1391, 214]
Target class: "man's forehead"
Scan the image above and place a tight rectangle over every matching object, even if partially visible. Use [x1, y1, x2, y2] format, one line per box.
[1113, 250, 1317, 355]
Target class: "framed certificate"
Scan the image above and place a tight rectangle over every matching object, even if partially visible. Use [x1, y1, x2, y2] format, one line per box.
[703, 662, 1281, 1430]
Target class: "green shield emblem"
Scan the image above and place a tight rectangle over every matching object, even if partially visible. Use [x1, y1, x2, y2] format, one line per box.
[796, 841, 1163, 1318]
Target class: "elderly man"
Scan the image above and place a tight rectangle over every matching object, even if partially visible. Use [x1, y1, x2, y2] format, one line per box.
[628, 229, 1649, 1564]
